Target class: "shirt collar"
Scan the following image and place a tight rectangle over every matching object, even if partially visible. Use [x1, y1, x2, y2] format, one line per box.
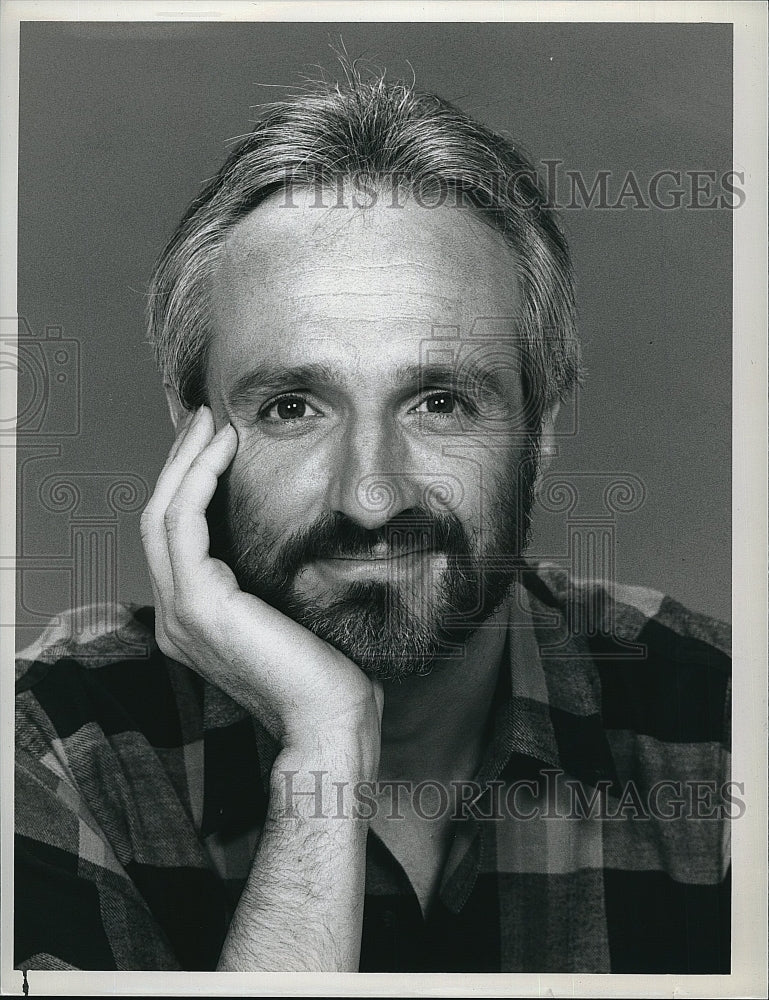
[472, 579, 562, 787]
[201, 566, 617, 807]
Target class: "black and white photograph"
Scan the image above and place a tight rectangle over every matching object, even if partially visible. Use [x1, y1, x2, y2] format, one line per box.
[1, 1, 766, 995]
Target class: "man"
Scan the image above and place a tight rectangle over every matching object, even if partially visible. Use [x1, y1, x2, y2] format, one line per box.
[15, 67, 731, 974]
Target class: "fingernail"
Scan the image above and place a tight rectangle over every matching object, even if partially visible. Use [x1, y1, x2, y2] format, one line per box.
[213, 421, 234, 440]
[175, 408, 193, 434]
[191, 405, 211, 427]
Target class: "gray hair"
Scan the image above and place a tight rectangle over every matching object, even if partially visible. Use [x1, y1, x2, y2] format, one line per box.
[147, 62, 581, 427]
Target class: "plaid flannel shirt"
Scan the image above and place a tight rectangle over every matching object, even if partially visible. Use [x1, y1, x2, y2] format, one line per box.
[15, 563, 731, 972]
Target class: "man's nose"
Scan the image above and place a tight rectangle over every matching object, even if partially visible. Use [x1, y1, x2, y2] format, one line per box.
[325, 417, 422, 530]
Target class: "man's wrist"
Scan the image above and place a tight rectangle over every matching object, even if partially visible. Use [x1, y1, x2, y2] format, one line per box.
[269, 731, 381, 824]
[278, 695, 382, 778]
[274, 730, 381, 782]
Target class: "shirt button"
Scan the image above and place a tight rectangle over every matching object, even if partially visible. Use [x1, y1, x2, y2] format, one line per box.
[382, 909, 395, 928]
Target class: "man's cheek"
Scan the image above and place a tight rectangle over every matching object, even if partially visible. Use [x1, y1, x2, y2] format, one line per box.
[205, 470, 235, 562]
[232, 440, 326, 518]
[205, 462, 271, 567]
[222, 475, 317, 570]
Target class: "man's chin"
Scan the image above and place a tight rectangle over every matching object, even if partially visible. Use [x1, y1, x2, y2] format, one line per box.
[272, 579, 473, 682]
[236, 550, 518, 681]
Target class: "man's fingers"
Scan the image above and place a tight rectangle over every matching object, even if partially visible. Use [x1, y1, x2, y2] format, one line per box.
[157, 405, 215, 493]
[142, 411, 237, 650]
[141, 406, 217, 600]
[165, 423, 238, 584]
[165, 405, 197, 464]
[142, 406, 215, 540]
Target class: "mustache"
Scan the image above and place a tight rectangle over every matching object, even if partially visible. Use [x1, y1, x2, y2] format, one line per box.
[282, 508, 470, 561]
[267, 507, 471, 581]
[214, 504, 473, 589]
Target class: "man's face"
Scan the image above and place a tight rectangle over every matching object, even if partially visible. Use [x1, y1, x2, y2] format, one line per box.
[205, 187, 536, 680]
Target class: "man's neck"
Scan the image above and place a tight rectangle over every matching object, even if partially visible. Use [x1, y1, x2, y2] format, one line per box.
[377, 601, 510, 787]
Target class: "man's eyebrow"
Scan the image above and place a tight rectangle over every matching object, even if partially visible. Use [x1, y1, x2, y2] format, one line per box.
[395, 361, 512, 399]
[226, 363, 337, 407]
[226, 358, 515, 408]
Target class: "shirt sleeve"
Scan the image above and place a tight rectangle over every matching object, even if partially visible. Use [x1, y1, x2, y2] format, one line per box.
[14, 622, 235, 973]
[15, 721, 184, 971]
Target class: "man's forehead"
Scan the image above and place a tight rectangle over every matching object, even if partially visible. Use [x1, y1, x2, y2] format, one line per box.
[207, 189, 526, 391]
[216, 187, 522, 307]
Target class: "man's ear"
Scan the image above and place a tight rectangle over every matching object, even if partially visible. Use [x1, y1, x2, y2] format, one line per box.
[164, 383, 190, 431]
[535, 401, 560, 490]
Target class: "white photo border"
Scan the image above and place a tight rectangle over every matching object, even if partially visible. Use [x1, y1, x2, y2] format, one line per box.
[1, 2, 766, 996]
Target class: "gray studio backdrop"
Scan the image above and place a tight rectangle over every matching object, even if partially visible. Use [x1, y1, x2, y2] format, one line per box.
[15, 21, 732, 649]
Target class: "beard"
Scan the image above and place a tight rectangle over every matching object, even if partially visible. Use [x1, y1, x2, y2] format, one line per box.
[207, 440, 539, 682]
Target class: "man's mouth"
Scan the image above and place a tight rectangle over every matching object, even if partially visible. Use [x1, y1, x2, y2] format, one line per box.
[308, 547, 443, 583]
[324, 547, 432, 562]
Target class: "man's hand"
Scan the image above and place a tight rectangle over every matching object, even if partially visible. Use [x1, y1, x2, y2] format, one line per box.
[140, 404, 383, 758]
[140, 405, 383, 970]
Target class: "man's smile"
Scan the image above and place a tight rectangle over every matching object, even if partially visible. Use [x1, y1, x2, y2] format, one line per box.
[324, 542, 433, 561]
[310, 548, 444, 583]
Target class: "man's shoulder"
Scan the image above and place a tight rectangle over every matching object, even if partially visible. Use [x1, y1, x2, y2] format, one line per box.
[15, 603, 205, 754]
[16, 602, 158, 680]
[15, 602, 259, 764]
[521, 561, 731, 750]
[522, 560, 731, 659]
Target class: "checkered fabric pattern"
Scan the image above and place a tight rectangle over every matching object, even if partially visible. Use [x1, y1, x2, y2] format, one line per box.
[15, 564, 731, 972]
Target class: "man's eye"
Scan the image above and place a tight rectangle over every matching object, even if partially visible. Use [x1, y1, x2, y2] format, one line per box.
[262, 395, 321, 421]
[415, 392, 456, 415]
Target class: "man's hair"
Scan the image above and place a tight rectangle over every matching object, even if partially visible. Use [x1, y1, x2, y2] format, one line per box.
[147, 60, 581, 427]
